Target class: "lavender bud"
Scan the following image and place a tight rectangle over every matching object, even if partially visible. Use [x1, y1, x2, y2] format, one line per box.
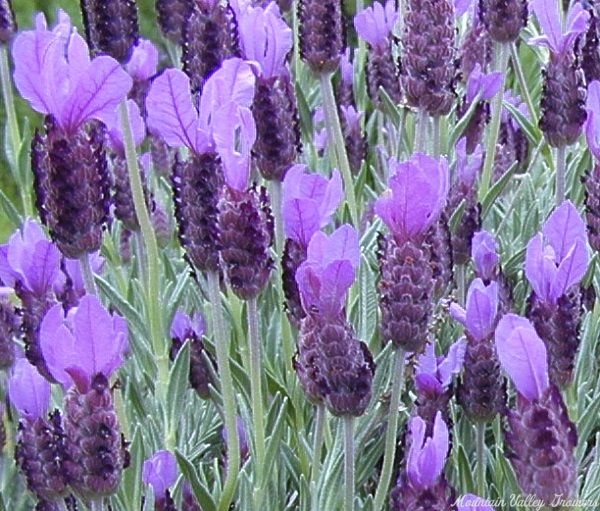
[450, 199, 482, 266]
[581, 1, 600, 83]
[80, 0, 139, 63]
[150, 135, 175, 178]
[298, 0, 344, 73]
[460, 23, 492, 79]
[282, 238, 307, 329]
[479, 0, 528, 43]
[0, 294, 18, 369]
[156, 0, 194, 44]
[170, 333, 216, 400]
[112, 154, 144, 232]
[151, 199, 173, 249]
[366, 42, 402, 105]
[0, 0, 16, 44]
[424, 214, 454, 299]
[182, 482, 202, 510]
[402, 0, 456, 116]
[585, 162, 600, 251]
[32, 118, 111, 259]
[341, 105, 367, 175]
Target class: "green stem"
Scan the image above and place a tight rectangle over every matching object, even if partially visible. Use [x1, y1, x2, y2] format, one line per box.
[119, 102, 168, 441]
[372, 348, 406, 511]
[479, 42, 509, 202]
[456, 264, 466, 306]
[56, 500, 68, 511]
[476, 422, 486, 497]
[556, 144, 567, 206]
[510, 42, 538, 125]
[208, 271, 240, 511]
[269, 180, 285, 257]
[415, 109, 429, 154]
[79, 253, 98, 296]
[320, 72, 359, 226]
[344, 416, 355, 511]
[247, 297, 266, 507]
[432, 115, 441, 156]
[0, 45, 31, 217]
[310, 404, 326, 510]
[89, 500, 103, 511]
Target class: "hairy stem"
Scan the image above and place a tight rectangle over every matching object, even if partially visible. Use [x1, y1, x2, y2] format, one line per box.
[208, 271, 240, 511]
[415, 109, 429, 154]
[510, 42, 537, 125]
[477, 422, 486, 497]
[310, 404, 326, 510]
[372, 348, 406, 511]
[344, 416, 355, 511]
[556, 144, 567, 206]
[79, 253, 98, 296]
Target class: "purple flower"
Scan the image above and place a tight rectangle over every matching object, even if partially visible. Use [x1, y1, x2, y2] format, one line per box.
[449, 278, 499, 342]
[0, 219, 63, 296]
[375, 153, 449, 244]
[40, 295, 128, 392]
[471, 230, 500, 281]
[530, 0, 589, 56]
[8, 357, 51, 421]
[465, 64, 503, 104]
[585, 79, 600, 160]
[103, 98, 146, 154]
[456, 494, 494, 511]
[454, 0, 472, 17]
[142, 450, 178, 497]
[236, 2, 293, 78]
[415, 338, 466, 396]
[295, 225, 360, 317]
[455, 137, 483, 188]
[125, 39, 159, 82]
[170, 309, 206, 340]
[282, 165, 343, 246]
[495, 313, 549, 401]
[62, 252, 105, 298]
[525, 200, 589, 304]
[406, 411, 449, 489]
[354, 0, 398, 49]
[12, 10, 132, 134]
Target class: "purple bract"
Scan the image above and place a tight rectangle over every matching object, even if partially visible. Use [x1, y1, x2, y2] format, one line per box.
[354, 0, 398, 49]
[8, 356, 51, 421]
[142, 450, 178, 497]
[449, 278, 499, 342]
[530, 0, 589, 56]
[415, 338, 466, 396]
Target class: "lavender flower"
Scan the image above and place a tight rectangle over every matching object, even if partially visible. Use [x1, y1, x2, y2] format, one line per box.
[580, 0, 600, 83]
[355, 0, 402, 104]
[336, 48, 355, 106]
[142, 450, 178, 509]
[471, 230, 500, 282]
[525, 201, 588, 387]
[479, 0, 528, 43]
[0, 288, 18, 369]
[0, 0, 15, 44]
[531, 0, 589, 147]
[585, 80, 600, 251]
[124, 39, 159, 117]
[459, 10, 492, 78]
[40, 296, 128, 498]
[495, 314, 577, 504]
[156, 0, 193, 44]
[391, 412, 456, 510]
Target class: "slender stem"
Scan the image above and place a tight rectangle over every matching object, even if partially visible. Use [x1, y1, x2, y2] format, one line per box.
[119, 102, 169, 442]
[56, 500, 69, 511]
[432, 115, 441, 156]
[414, 109, 429, 153]
[208, 271, 240, 511]
[456, 264, 466, 305]
[89, 500, 103, 511]
[247, 297, 266, 507]
[79, 253, 98, 296]
[0, 45, 31, 217]
[310, 404, 327, 511]
[556, 144, 567, 206]
[510, 42, 538, 125]
[344, 416, 355, 511]
[372, 348, 406, 511]
[479, 42, 509, 202]
[269, 180, 285, 257]
[476, 422, 486, 497]
[320, 72, 359, 227]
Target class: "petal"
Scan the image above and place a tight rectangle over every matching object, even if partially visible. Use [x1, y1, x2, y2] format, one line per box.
[551, 240, 589, 299]
[283, 197, 321, 245]
[105, 99, 146, 153]
[437, 337, 467, 387]
[495, 314, 549, 401]
[125, 39, 159, 81]
[317, 260, 356, 316]
[40, 304, 78, 388]
[465, 279, 498, 342]
[415, 341, 437, 378]
[531, 0, 564, 53]
[8, 357, 51, 420]
[318, 170, 343, 227]
[525, 234, 555, 301]
[142, 450, 178, 496]
[471, 230, 499, 280]
[171, 310, 192, 339]
[542, 200, 587, 260]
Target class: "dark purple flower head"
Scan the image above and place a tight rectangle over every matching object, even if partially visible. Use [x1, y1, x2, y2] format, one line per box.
[296, 225, 360, 317]
[236, 2, 292, 78]
[0, 219, 63, 296]
[585, 80, 600, 160]
[455, 137, 483, 188]
[8, 357, 51, 421]
[170, 309, 206, 340]
[530, 0, 589, 56]
[415, 338, 466, 396]
[40, 295, 128, 392]
[525, 200, 589, 304]
[282, 165, 343, 247]
[142, 450, 178, 497]
[375, 153, 449, 244]
[449, 278, 499, 342]
[465, 64, 503, 105]
[12, 10, 132, 134]
[406, 411, 449, 490]
[471, 230, 499, 280]
[456, 494, 494, 511]
[124, 39, 158, 82]
[495, 313, 549, 401]
[354, 0, 398, 49]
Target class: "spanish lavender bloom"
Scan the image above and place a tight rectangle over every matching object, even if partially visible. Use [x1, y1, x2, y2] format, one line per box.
[495, 314, 577, 504]
[336, 48, 355, 106]
[580, 0, 600, 83]
[471, 230, 499, 282]
[532, 0, 589, 147]
[156, 0, 193, 44]
[124, 39, 159, 117]
[525, 201, 588, 387]
[182, 0, 240, 95]
[40, 296, 128, 498]
[59, 252, 105, 309]
[414, 338, 466, 431]
[585, 80, 600, 250]
[402, 0, 456, 116]
[391, 412, 456, 510]
[0, 0, 15, 43]
[237, 2, 301, 181]
[10, 357, 70, 503]
[14, 11, 132, 259]
[0, 288, 18, 369]
[479, 0, 528, 42]
[451, 279, 506, 421]
[142, 450, 178, 510]
[459, 4, 492, 78]
[355, 0, 402, 104]
[281, 165, 343, 325]
[495, 91, 530, 179]
[170, 310, 216, 399]
[298, 0, 344, 73]
[295, 226, 374, 416]
[376, 153, 449, 352]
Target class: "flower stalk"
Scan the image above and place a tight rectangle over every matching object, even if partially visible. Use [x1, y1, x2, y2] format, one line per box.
[79, 253, 98, 296]
[310, 403, 326, 511]
[344, 416, 355, 511]
[476, 422, 486, 496]
[556, 144, 567, 206]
